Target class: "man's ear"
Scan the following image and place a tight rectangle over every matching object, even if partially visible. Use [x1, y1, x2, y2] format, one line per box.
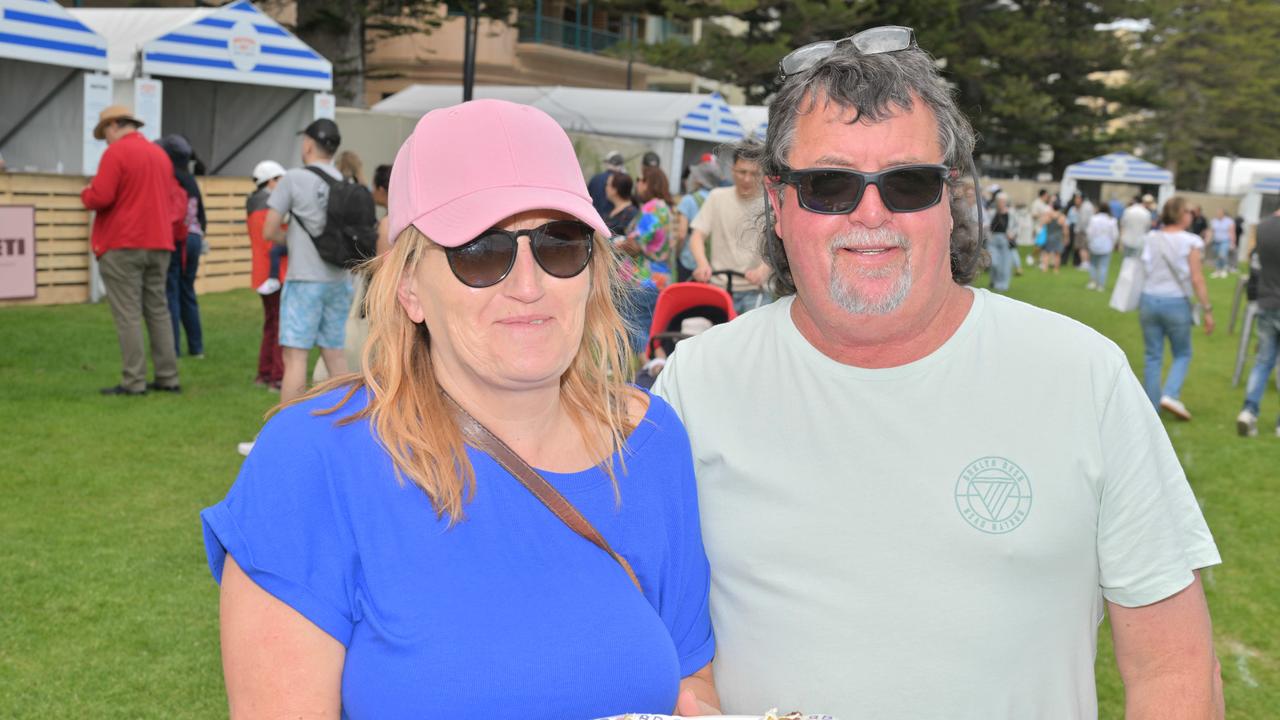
[397, 269, 425, 324]
[766, 183, 784, 238]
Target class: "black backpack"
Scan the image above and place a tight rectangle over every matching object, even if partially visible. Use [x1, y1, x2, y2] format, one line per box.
[292, 166, 378, 268]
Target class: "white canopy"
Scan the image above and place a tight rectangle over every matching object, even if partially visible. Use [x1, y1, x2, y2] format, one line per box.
[71, 0, 330, 92]
[375, 85, 743, 141]
[373, 84, 747, 172]
[729, 104, 768, 140]
[1060, 151, 1175, 207]
[0, 0, 107, 71]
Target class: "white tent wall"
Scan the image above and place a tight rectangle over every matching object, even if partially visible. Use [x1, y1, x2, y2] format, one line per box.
[162, 79, 315, 177]
[331, 108, 419, 182]
[0, 59, 91, 173]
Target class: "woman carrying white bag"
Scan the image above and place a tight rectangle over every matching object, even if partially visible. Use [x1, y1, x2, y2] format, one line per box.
[1133, 196, 1215, 420]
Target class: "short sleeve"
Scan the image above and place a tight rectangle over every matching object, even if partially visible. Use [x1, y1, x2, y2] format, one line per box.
[650, 351, 686, 421]
[201, 407, 360, 645]
[1095, 363, 1221, 607]
[646, 397, 715, 676]
[677, 195, 700, 222]
[266, 172, 295, 216]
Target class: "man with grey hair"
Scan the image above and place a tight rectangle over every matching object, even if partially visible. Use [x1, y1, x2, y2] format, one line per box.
[654, 26, 1221, 719]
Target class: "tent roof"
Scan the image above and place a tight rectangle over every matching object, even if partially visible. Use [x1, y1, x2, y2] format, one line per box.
[70, 0, 330, 91]
[1063, 152, 1173, 185]
[373, 84, 745, 142]
[1252, 176, 1280, 194]
[729, 104, 768, 139]
[1, 0, 108, 72]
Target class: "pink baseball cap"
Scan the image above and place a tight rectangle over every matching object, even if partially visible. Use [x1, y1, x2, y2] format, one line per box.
[387, 99, 609, 247]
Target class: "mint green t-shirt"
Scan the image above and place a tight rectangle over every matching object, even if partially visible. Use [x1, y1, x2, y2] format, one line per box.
[653, 289, 1220, 719]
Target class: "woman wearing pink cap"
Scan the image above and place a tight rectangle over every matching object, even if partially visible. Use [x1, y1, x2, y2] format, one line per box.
[202, 100, 719, 718]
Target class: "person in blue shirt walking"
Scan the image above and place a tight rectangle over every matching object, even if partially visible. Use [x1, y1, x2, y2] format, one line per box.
[202, 100, 719, 719]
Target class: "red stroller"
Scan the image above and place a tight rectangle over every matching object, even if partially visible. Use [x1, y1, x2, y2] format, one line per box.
[634, 272, 740, 389]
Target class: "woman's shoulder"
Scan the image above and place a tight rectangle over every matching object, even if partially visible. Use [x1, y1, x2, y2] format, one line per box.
[256, 384, 375, 458]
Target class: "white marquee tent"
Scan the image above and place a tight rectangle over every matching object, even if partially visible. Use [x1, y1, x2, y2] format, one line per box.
[1238, 175, 1280, 241]
[1059, 152, 1175, 208]
[373, 84, 746, 175]
[0, 0, 111, 174]
[71, 0, 333, 176]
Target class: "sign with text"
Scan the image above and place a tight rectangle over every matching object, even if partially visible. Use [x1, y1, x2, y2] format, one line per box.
[135, 79, 164, 142]
[83, 73, 113, 176]
[314, 92, 336, 121]
[0, 206, 37, 300]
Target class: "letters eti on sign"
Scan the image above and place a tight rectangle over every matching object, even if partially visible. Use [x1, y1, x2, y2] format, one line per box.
[0, 206, 37, 300]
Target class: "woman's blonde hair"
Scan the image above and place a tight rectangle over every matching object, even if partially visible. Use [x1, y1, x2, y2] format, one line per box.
[335, 150, 365, 186]
[296, 223, 638, 523]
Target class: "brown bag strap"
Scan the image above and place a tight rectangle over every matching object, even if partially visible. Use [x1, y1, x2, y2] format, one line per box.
[443, 393, 643, 593]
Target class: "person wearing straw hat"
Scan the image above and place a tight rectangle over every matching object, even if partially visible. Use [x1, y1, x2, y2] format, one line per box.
[81, 105, 182, 396]
[203, 99, 718, 718]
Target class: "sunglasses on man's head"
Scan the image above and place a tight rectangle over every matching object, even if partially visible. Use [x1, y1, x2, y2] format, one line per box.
[778, 25, 916, 79]
[445, 220, 594, 289]
[773, 164, 955, 215]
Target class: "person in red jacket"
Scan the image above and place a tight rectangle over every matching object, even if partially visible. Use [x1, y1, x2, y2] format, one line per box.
[81, 105, 181, 396]
[247, 160, 288, 389]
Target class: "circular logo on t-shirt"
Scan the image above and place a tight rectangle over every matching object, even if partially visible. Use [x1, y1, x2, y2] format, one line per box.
[954, 456, 1032, 534]
[228, 20, 261, 72]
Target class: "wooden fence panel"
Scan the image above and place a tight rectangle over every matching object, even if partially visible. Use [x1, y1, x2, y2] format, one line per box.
[0, 173, 92, 306]
[0, 172, 257, 306]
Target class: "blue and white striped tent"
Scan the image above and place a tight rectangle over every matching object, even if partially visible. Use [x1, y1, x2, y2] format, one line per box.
[730, 104, 769, 140]
[1252, 176, 1280, 195]
[676, 93, 743, 143]
[1060, 152, 1176, 207]
[69, 2, 332, 176]
[0, 0, 107, 72]
[0, 0, 110, 174]
[72, 1, 330, 92]
[1239, 176, 1280, 232]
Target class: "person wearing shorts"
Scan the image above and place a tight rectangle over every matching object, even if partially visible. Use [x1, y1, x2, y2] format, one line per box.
[262, 118, 353, 402]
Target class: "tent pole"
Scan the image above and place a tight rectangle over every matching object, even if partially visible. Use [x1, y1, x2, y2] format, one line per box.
[210, 89, 308, 175]
[0, 68, 79, 151]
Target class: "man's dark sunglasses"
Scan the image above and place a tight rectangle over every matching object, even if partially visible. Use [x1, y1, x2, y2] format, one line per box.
[773, 164, 956, 215]
[778, 26, 916, 79]
[446, 220, 594, 289]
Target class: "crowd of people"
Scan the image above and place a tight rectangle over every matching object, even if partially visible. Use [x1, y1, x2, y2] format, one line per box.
[75, 24, 1280, 720]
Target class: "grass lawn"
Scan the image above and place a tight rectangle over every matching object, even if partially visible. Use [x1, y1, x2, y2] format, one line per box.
[1, 255, 1277, 718]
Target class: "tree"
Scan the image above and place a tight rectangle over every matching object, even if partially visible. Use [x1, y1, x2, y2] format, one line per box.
[289, 0, 529, 106]
[1129, 0, 1280, 189]
[630, 0, 1140, 177]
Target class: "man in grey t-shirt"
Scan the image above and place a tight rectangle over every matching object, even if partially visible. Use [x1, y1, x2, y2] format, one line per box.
[263, 118, 353, 403]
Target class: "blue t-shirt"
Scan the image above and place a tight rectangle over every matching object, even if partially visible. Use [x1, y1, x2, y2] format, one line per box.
[202, 387, 714, 720]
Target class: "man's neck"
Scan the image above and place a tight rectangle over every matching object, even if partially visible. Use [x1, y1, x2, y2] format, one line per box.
[790, 281, 974, 368]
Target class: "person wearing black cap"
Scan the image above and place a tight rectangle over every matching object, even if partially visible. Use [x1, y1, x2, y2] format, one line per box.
[261, 118, 354, 404]
[588, 150, 625, 218]
[157, 134, 207, 359]
[642, 150, 661, 168]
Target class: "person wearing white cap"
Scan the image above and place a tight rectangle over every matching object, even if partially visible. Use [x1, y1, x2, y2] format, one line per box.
[246, 160, 288, 391]
[203, 99, 718, 718]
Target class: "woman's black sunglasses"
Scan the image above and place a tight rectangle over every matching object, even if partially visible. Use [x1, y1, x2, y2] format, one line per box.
[445, 220, 594, 289]
[773, 164, 956, 215]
